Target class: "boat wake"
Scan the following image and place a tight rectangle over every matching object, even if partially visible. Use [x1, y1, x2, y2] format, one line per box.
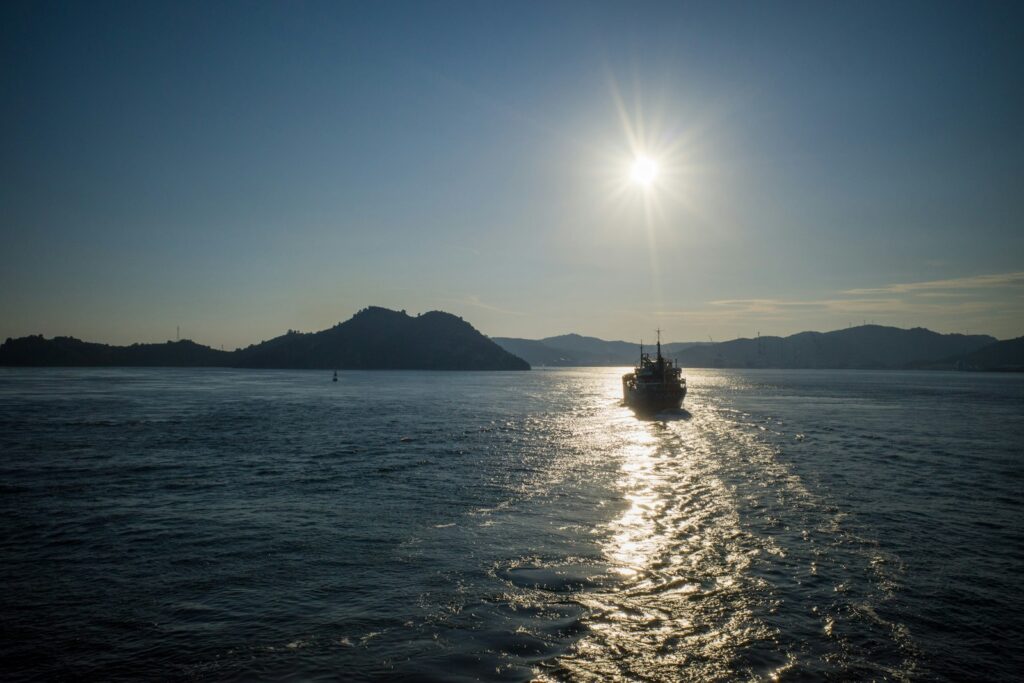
[547, 391, 919, 681]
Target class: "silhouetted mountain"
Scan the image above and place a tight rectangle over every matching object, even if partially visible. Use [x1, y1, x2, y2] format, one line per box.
[493, 334, 707, 366]
[540, 334, 638, 363]
[0, 336, 232, 367]
[661, 341, 713, 357]
[235, 307, 528, 370]
[496, 325, 997, 370]
[675, 325, 995, 369]
[921, 336, 1024, 371]
[0, 307, 530, 370]
[490, 338, 580, 366]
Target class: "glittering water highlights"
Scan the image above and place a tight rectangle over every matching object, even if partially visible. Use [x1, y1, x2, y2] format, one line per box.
[1, 368, 1021, 681]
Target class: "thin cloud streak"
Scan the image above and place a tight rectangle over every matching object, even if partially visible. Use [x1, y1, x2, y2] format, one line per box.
[441, 294, 524, 317]
[668, 297, 1000, 318]
[844, 271, 1024, 295]
[651, 271, 1024, 337]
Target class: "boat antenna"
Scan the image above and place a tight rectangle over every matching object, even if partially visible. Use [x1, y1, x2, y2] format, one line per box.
[640, 338, 643, 361]
[656, 328, 662, 360]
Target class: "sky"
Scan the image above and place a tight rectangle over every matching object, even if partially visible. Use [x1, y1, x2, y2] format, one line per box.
[2, 1, 1023, 347]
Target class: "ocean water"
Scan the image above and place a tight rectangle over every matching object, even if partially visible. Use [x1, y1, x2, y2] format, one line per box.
[1, 367, 1021, 681]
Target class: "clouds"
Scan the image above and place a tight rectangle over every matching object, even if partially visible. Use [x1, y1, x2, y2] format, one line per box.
[843, 271, 1024, 295]
[452, 294, 524, 316]
[654, 271, 1024, 339]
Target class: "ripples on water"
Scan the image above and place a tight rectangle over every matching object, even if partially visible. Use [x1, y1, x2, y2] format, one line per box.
[1, 368, 1021, 681]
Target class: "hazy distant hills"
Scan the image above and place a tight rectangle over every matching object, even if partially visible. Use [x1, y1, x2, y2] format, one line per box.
[923, 336, 1024, 371]
[234, 307, 528, 370]
[672, 325, 995, 369]
[496, 325, 1008, 370]
[0, 307, 529, 371]
[492, 333, 708, 367]
[0, 336, 232, 367]
[4, 316, 1019, 371]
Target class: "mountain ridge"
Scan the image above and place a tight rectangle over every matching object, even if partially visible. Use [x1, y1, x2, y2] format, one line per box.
[0, 307, 530, 371]
[492, 334, 708, 367]
[3, 318, 1016, 371]
[917, 336, 1024, 371]
[495, 325, 1002, 370]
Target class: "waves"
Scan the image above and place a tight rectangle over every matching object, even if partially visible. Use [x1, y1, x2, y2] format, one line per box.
[0, 367, 1021, 680]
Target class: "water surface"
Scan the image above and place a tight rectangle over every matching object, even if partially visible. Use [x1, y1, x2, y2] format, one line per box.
[1, 368, 1021, 681]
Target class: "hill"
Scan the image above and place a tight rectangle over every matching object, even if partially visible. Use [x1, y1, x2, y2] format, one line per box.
[489, 338, 581, 366]
[493, 334, 707, 366]
[0, 307, 530, 371]
[539, 334, 639, 364]
[674, 325, 994, 369]
[923, 336, 1024, 371]
[0, 336, 231, 367]
[235, 307, 528, 370]
[496, 325, 996, 370]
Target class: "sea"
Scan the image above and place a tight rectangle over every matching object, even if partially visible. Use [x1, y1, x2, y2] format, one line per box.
[1, 367, 1021, 682]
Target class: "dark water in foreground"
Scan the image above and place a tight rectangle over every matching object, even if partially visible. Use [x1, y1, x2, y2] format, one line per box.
[1, 368, 1022, 681]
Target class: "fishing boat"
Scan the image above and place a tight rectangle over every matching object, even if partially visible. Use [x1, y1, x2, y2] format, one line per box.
[622, 331, 686, 412]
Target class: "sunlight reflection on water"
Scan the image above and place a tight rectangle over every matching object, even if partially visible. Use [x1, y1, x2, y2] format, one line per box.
[554, 370, 882, 681]
[3, 368, 1020, 681]
[557, 383, 779, 680]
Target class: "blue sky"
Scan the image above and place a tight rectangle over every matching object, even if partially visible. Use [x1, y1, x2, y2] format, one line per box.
[2, 1, 1022, 347]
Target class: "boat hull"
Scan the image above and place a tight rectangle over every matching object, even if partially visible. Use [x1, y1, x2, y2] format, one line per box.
[623, 384, 686, 413]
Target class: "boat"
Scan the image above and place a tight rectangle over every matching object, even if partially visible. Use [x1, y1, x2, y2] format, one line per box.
[622, 331, 686, 412]
[332, 370, 338, 382]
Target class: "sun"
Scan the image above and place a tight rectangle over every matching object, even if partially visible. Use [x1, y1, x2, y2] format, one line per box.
[630, 155, 659, 188]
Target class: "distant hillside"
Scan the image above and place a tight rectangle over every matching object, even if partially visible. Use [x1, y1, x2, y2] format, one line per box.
[923, 336, 1024, 371]
[0, 336, 231, 367]
[490, 338, 580, 366]
[675, 325, 995, 369]
[0, 307, 530, 371]
[3, 319, 1005, 372]
[496, 325, 997, 370]
[539, 334, 639, 364]
[493, 334, 707, 366]
[235, 307, 529, 370]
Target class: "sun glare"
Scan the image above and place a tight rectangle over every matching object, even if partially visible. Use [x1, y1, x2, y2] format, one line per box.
[630, 155, 659, 188]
